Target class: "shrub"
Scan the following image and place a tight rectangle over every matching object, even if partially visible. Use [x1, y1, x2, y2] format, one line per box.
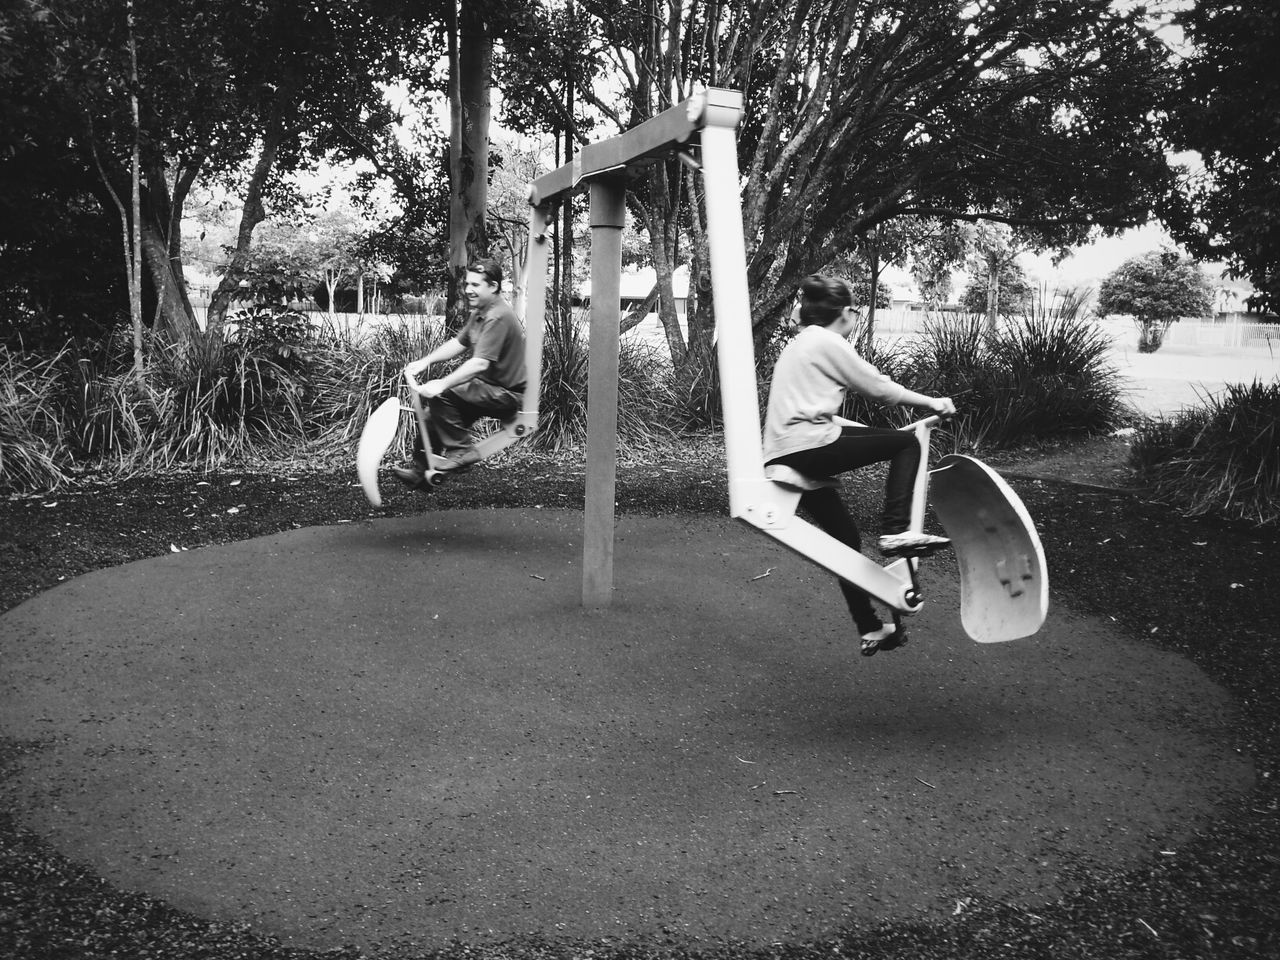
[66, 321, 316, 474]
[304, 315, 451, 462]
[225, 305, 317, 373]
[128, 336, 310, 471]
[902, 314, 997, 430]
[0, 347, 68, 491]
[901, 292, 1126, 450]
[669, 338, 722, 432]
[533, 310, 676, 452]
[1130, 379, 1280, 525]
[533, 314, 590, 450]
[979, 313, 1126, 442]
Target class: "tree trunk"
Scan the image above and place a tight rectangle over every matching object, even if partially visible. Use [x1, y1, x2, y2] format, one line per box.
[356, 273, 365, 317]
[1137, 318, 1169, 353]
[683, 164, 715, 364]
[126, 0, 144, 373]
[677, 226, 720, 427]
[140, 217, 199, 345]
[643, 166, 686, 365]
[621, 287, 658, 333]
[206, 112, 289, 336]
[685, 255, 716, 368]
[863, 225, 881, 354]
[558, 195, 575, 338]
[556, 26, 576, 336]
[324, 271, 339, 319]
[506, 218, 531, 318]
[131, 149, 203, 347]
[446, 1, 492, 329]
[985, 261, 1000, 334]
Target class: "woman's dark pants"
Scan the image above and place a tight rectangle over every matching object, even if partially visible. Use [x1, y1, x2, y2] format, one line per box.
[767, 426, 920, 634]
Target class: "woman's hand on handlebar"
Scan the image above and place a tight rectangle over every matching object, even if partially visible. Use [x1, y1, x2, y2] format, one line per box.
[930, 396, 956, 418]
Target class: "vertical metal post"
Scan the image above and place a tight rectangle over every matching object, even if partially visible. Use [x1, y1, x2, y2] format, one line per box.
[582, 176, 626, 607]
[699, 114, 765, 518]
[908, 421, 933, 534]
[520, 202, 554, 423]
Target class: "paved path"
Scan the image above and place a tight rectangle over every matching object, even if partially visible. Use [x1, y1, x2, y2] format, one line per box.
[0, 509, 1253, 953]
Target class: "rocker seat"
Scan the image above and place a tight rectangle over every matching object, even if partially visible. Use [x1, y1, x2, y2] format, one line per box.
[764, 463, 840, 491]
[929, 454, 1049, 642]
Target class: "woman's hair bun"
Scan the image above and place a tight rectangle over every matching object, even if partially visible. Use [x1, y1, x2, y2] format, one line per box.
[796, 273, 852, 326]
[800, 274, 829, 299]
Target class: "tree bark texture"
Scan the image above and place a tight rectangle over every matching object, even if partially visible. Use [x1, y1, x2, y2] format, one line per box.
[642, 163, 687, 365]
[447, 1, 493, 329]
[205, 110, 289, 336]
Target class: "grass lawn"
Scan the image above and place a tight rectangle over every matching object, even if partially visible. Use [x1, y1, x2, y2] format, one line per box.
[1107, 341, 1280, 417]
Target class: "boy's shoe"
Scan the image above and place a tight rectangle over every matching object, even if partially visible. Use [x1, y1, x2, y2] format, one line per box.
[878, 531, 951, 557]
[435, 447, 481, 472]
[391, 464, 428, 490]
[859, 622, 907, 657]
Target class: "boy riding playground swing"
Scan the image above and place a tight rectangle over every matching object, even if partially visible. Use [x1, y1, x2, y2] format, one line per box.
[357, 87, 1048, 645]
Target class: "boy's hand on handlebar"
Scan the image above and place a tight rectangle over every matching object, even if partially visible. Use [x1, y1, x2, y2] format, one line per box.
[931, 396, 956, 417]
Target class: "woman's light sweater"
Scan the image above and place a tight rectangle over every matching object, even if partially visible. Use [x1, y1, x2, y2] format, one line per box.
[762, 324, 907, 461]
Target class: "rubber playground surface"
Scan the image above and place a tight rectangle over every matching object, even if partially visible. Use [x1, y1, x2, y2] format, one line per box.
[0, 507, 1254, 953]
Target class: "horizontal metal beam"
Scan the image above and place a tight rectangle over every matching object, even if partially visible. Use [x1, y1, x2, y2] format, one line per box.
[527, 88, 743, 207]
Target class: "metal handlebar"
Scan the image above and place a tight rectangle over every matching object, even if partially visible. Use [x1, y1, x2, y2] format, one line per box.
[902, 412, 953, 431]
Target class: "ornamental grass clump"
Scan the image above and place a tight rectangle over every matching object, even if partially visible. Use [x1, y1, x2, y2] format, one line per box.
[1131, 379, 1280, 526]
[902, 314, 998, 442]
[125, 335, 310, 471]
[304, 315, 451, 463]
[0, 347, 68, 491]
[533, 310, 677, 452]
[902, 291, 1126, 451]
[69, 318, 316, 475]
[982, 310, 1126, 442]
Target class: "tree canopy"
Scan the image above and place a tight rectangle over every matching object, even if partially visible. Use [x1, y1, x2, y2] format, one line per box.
[530, 0, 1181, 349]
[3, 0, 1264, 366]
[1163, 2, 1280, 314]
[713, 0, 1178, 339]
[1, 0, 445, 343]
[1096, 249, 1213, 352]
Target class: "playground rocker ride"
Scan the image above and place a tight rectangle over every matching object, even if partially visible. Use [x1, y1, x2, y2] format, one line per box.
[355, 86, 1048, 642]
[754, 415, 1047, 643]
[357, 369, 537, 508]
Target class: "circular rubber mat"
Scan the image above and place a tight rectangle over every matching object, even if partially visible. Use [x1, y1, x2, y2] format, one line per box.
[0, 509, 1253, 952]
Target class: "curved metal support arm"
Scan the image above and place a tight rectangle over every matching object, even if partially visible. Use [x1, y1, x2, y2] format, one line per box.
[402, 370, 442, 470]
[728, 478, 920, 612]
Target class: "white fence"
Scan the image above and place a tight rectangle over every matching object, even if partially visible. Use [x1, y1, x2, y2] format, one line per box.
[192, 305, 442, 337]
[865, 309, 1280, 352]
[193, 303, 1280, 355]
[1162, 320, 1280, 350]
